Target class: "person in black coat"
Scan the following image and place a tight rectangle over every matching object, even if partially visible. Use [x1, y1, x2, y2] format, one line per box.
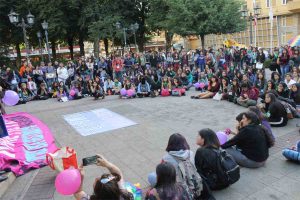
[195, 128, 230, 190]
[264, 92, 288, 127]
[221, 111, 271, 168]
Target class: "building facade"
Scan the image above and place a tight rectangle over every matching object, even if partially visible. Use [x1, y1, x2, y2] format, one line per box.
[191, 0, 300, 49]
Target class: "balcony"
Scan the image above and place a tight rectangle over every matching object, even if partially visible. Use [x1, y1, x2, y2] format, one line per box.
[288, 0, 300, 13]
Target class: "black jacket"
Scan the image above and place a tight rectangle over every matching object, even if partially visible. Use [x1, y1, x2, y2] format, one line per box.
[221, 124, 269, 162]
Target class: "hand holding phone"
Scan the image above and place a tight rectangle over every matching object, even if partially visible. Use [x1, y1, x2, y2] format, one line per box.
[82, 155, 99, 166]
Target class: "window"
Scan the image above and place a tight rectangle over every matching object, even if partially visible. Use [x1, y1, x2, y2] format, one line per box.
[266, 0, 270, 7]
[281, 16, 286, 27]
[282, 0, 287, 5]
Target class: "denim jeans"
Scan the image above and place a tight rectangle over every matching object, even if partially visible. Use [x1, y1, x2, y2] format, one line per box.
[282, 141, 300, 162]
[199, 63, 205, 72]
[280, 64, 290, 79]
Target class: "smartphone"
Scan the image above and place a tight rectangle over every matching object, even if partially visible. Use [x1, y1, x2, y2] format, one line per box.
[82, 155, 99, 166]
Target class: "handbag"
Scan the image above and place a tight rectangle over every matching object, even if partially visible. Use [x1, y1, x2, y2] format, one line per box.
[46, 146, 78, 172]
[213, 92, 222, 101]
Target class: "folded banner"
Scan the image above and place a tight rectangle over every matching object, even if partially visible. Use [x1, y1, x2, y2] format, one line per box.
[0, 112, 57, 176]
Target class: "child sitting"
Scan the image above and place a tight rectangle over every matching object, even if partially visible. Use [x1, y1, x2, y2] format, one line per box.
[91, 81, 105, 100]
[196, 72, 208, 91]
[282, 141, 300, 163]
[171, 77, 185, 96]
[161, 76, 172, 96]
[104, 76, 114, 95]
[137, 76, 151, 98]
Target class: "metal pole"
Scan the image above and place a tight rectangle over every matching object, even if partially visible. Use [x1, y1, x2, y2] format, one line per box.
[37, 35, 44, 62]
[249, 15, 253, 46]
[123, 28, 127, 48]
[133, 32, 138, 52]
[44, 30, 51, 61]
[21, 18, 30, 65]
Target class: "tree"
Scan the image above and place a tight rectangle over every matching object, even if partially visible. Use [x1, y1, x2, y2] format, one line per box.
[168, 0, 246, 49]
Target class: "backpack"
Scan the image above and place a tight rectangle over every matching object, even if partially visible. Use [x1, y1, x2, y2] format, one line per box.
[212, 149, 240, 188]
[175, 155, 203, 199]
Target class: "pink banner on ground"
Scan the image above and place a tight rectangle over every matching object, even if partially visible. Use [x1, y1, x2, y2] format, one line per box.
[0, 112, 57, 176]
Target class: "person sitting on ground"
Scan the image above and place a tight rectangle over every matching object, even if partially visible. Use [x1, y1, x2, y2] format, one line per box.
[276, 82, 289, 99]
[195, 128, 234, 190]
[50, 81, 59, 98]
[255, 72, 267, 97]
[228, 78, 241, 103]
[191, 75, 220, 99]
[180, 72, 192, 91]
[171, 77, 186, 96]
[57, 87, 68, 102]
[112, 78, 122, 95]
[221, 111, 272, 168]
[282, 141, 300, 163]
[284, 73, 296, 89]
[91, 81, 105, 100]
[18, 83, 34, 104]
[236, 81, 258, 107]
[248, 106, 275, 144]
[74, 154, 133, 200]
[146, 162, 192, 200]
[196, 72, 208, 91]
[36, 83, 49, 100]
[104, 76, 114, 95]
[137, 76, 151, 98]
[261, 93, 288, 127]
[161, 76, 172, 96]
[27, 78, 37, 95]
[290, 83, 300, 106]
[219, 78, 231, 100]
[149, 74, 161, 97]
[148, 133, 194, 187]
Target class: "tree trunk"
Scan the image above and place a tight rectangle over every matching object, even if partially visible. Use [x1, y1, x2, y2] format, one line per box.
[16, 43, 21, 68]
[165, 31, 174, 52]
[200, 34, 205, 50]
[67, 36, 74, 60]
[51, 39, 57, 60]
[79, 33, 85, 56]
[104, 38, 109, 57]
[94, 38, 100, 59]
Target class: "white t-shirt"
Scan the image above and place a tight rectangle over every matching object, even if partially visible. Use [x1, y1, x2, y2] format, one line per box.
[285, 79, 296, 89]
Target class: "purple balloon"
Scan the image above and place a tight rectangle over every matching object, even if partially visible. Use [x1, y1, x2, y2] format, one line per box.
[120, 88, 127, 96]
[2, 90, 19, 106]
[55, 169, 81, 195]
[194, 83, 200, 88]
[199, 82, 205, 89]
[216, 131, 228, 145]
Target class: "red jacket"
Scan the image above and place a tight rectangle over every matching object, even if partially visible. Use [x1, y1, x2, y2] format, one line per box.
[112, 59, 124, 72]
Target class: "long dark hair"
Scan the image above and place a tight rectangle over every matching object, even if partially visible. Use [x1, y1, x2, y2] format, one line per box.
[155, 162, 181, 200]
[248, 106, 266, 121]
[243, 111, 260, 126]
[198, 128, 220, 148]
[166, 133, 190, 152]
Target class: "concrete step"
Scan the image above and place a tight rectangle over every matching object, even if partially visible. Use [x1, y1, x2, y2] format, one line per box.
[0, 172, 16, 198]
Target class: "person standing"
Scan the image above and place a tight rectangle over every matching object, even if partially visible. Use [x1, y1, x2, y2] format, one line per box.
[57, 63, 68, 84]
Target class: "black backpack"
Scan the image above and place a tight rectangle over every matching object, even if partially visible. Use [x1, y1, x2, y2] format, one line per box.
[212, 149, 240, 189]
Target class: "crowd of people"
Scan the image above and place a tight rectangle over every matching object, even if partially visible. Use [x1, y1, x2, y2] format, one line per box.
[1, 45, 300, 199]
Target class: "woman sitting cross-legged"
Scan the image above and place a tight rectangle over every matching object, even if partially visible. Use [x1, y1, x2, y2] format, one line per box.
[137, 76, 151, 98]
[74, 154, 133, 200]
[221, 111, 273, 168]
[191, 75, 220, 99]
[145, 162, 192, 200]
[261, 93, 288, 127]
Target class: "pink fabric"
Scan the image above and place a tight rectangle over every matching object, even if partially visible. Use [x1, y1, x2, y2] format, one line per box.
[161, 89, 170, 96]
[0, 112, 57, 176]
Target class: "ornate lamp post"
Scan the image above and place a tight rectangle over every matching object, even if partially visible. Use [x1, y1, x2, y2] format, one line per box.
[41, 20, 51, 61]
[36, 31, 44, 61]
[8, 10, 34, 64]
[130, 22, 139, 52]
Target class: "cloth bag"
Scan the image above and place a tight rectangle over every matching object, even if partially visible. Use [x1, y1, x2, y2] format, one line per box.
[46, 146, 78, 172]
[213, 92, 222, 101]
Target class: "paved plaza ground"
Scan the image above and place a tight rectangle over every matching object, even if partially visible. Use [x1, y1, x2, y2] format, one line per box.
[1, 89, 300, 200]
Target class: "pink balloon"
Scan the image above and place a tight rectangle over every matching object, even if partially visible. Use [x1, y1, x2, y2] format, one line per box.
[199, 82, 205, 89]
[120, 88, 127, 96]
[55, 169, 81, 195]
[2, 90, 19, 106]
[216, 131, 228, 145]
[69, 90, 75, 96]
[127, 89, 135, 97]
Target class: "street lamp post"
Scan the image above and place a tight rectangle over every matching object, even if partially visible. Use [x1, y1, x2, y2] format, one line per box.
[130, 22, 139, 52]
[116, 22, 139, 52]
[41, 20, 51, 62]
[8, 10, 34, 64]
[240, 4, 261, 46]
[37, 31, 44, 62]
